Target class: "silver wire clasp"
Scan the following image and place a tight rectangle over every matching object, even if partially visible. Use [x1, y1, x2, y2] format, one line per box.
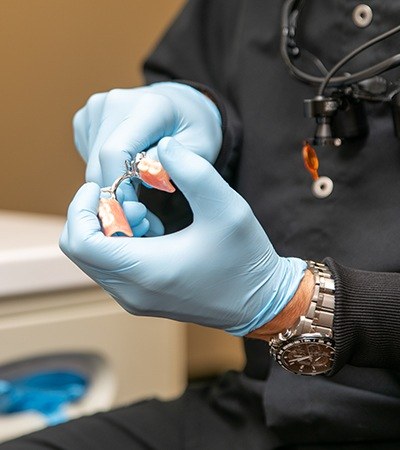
[100, 153, 146, 200]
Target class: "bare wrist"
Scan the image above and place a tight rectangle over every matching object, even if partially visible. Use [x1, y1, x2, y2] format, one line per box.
[245, 268, 314, 342]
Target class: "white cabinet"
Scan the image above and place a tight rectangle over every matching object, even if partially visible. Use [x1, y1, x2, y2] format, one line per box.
[0, 211, 187, 442]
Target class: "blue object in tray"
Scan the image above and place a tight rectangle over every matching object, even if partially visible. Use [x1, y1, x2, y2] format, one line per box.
[0, 371, 87, 425]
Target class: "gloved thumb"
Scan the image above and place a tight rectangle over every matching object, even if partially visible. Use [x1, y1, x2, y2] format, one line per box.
[157, 137, 235, 220]
[60, 182, 110, 267]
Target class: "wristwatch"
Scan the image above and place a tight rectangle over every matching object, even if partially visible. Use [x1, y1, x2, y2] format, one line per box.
[269, 261, 335, 375]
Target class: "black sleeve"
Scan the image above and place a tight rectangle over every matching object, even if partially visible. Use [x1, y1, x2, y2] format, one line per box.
[325, 258, 400, 374]
[143, 0, 243, 177]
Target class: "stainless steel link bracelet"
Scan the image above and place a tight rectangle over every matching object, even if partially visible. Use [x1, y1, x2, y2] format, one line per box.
[295, 260, 335, 337]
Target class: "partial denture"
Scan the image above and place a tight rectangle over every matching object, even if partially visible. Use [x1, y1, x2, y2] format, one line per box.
[97, 153, 175, 237]
[137, 157, 175, 193]
[98, 198, 133, 237]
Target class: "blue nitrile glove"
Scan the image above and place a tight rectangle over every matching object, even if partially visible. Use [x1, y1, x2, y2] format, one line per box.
[60, 137, 307, 336]
[73, 82, 222, 237]
[73, 82, 222, 187]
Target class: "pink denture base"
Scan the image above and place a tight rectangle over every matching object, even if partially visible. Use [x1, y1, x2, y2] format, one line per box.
[137, 158, 176, 193]
[98, 198, 133, 237]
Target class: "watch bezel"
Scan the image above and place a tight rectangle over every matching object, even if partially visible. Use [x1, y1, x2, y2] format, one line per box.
[273, 333, 335, 376]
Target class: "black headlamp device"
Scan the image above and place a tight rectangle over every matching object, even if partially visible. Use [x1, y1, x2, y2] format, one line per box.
[281, 0, 400, 147]
[303, 93, 368, 147]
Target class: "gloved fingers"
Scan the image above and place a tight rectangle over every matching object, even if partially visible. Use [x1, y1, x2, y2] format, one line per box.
[83, 94, 108, 183]
[86, 93, 108, 149]
[144, 209, 165, 236]
[73, 93, 107, 166]
[99, 94, 176, 186]
[60, 222, 91, 275]
[117, 180, 139, 202]
[147, 130, 221, 167]
[122, 201, 147, 226]
[157, 137, 240, 222]
[82, 89, 140, 185]
[60, 183, 121, 268]
[132, 218, 150, 237]
[61, 183, 161, 271]
[59, 223, 71, 261]
[172, 120, 223, 164]
[121, 199, 164, 236]
[144, 144, 159, 162]
[149, 82, 223, 164]
[72, 108, 89, 161]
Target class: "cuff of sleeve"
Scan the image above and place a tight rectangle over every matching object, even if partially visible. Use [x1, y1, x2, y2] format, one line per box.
[324, 257, 400, 375]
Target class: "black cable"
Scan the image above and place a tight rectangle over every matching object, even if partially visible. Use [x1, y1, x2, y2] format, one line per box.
[281, 0, 400, 91]
[343, 54, 400, 85]
[281, 1, 354, 86]
[318, 24, 400, 95]
[283, 0, 328, 77]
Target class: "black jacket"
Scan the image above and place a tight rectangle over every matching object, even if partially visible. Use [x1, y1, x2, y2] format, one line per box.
[142, 0, 400, 445]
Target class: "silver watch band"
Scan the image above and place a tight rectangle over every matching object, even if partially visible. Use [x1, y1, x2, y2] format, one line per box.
[293, 261, 335, 338]
[269, 261, 336, 375]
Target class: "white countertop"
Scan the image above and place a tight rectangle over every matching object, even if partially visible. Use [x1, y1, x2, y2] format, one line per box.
[0, 210, 94, 297]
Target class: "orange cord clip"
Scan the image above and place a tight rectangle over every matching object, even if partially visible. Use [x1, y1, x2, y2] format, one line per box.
[302, 141, 319, 181]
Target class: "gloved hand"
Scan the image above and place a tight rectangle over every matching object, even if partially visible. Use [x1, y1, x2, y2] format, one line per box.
[60, 138, 306, 336]
[73, 82, 223, 187]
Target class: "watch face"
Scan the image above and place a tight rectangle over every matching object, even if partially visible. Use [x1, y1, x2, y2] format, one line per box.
[276, 335, 335, 375]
